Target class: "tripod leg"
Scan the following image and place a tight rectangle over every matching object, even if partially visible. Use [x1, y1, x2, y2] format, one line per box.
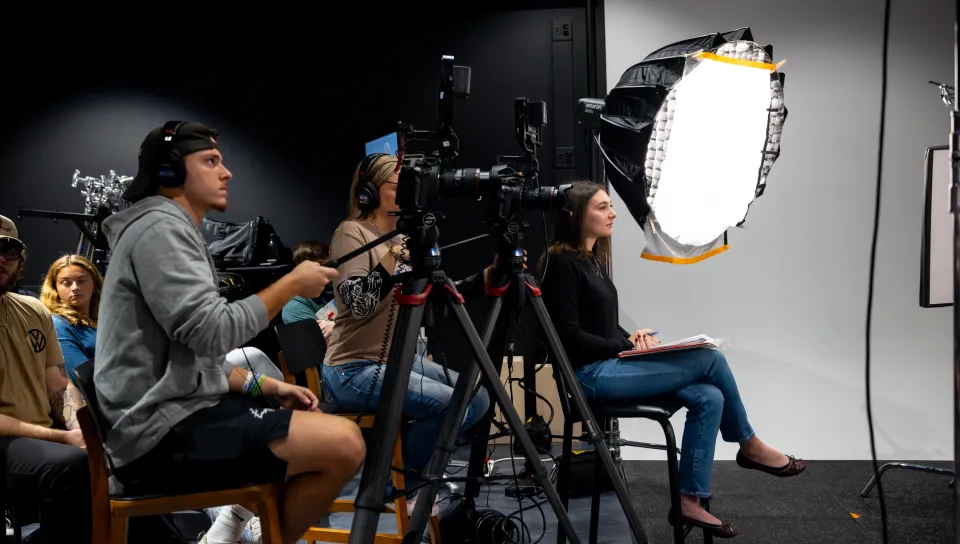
[445, 293, 584, 544]
[402, 284, 503, 544]
[526, 282, 649, 544]
[348, 282, 428, 544]
[464, 293, 513, 499]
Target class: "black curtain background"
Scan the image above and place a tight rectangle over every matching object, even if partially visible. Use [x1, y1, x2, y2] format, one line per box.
[0, 2, 603, 367]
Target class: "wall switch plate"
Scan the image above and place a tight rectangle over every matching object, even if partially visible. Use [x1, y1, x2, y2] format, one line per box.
[555, 146, 575, 168]
[552, 18, 572, 42]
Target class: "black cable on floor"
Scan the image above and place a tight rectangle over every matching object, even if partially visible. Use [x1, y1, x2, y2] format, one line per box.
[866, 0, 892, 540]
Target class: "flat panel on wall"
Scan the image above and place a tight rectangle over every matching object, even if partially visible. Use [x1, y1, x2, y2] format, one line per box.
[920, 145, 954, 307]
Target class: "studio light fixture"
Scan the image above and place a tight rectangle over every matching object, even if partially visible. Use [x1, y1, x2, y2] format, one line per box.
[597, 28, 788, 264]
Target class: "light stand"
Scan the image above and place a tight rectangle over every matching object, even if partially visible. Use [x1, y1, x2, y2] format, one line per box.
[17, 206, 112, 274]
[16, 169, 134, 275]
[952, 3, 960, 537]
[859, 8, 960, 536]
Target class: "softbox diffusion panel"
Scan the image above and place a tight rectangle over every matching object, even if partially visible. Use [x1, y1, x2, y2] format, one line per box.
[599, 29, 787, 264]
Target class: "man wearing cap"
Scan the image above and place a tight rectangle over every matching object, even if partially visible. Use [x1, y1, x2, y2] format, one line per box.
[0, 215, 91, 543]
[94, 122, 363, 544]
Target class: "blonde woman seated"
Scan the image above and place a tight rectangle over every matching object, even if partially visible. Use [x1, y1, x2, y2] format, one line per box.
[40, 255, 102, 387]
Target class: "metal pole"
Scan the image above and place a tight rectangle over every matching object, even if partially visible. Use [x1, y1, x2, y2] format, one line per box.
[952, 1, 960, 541]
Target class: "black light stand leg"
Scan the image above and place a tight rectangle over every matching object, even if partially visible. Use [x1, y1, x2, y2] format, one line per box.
[443, 283, 584, 544]
[526, 278, 649, 544]
[348, 278, 429, 544]
[860, 463, 955, 497]
[402, 281, 505, 544]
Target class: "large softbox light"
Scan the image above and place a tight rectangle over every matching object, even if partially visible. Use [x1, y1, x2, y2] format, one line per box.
[598, 28, 787, 264]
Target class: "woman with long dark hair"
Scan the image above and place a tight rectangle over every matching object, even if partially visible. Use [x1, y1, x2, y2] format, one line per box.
[539, 181, 804, 538]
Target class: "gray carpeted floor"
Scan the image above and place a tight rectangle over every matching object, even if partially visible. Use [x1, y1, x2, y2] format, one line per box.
[315, 448, 954, 544]
[6, 455, 953, 543]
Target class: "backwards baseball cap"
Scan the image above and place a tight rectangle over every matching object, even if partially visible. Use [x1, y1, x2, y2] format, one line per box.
[0, 215, 24, 251]
[123, 122, 220, 203]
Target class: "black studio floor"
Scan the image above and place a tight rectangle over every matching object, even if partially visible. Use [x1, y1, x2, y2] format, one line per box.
[319, 448, 955, 544]
[6, 450, 953, 543]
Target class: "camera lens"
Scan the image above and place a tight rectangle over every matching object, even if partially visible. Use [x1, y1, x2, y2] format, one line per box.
[439, 168, 501, 199]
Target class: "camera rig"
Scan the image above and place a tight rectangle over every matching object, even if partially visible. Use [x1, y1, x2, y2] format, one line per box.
[393, 56, 566, 219]
[337, 55, 650, 544]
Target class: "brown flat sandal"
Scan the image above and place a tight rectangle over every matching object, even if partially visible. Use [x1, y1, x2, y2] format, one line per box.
[736, 450, 806, 477]
[668, 509, 738, 539]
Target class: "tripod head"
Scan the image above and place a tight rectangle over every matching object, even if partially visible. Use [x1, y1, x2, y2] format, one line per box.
[483, 171, 573, 289]
[393, 208, 443, 275]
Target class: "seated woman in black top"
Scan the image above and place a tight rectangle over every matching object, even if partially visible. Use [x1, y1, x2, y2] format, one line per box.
[540, 181, 804, 538]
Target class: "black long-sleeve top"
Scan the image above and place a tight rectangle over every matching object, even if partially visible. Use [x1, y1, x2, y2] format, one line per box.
[539, 250, 634, 368]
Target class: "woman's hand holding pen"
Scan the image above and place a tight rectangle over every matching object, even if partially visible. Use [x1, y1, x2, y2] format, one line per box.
[629, 329, 660, 350]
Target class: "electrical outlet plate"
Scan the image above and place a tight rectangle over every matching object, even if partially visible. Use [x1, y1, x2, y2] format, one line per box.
[555, 146, 575, 168]
[552, 18, 572, 42]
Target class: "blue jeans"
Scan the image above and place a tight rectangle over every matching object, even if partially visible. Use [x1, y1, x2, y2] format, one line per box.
[575, 348, 754, 498]
[321, 356, 491, 488]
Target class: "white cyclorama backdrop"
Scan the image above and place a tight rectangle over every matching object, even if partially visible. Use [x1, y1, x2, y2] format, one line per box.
[605, 0, 954, 460]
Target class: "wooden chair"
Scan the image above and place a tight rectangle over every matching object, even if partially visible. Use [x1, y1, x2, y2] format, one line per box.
[72, 360, 284, 544]
[274, 320, 441, 544]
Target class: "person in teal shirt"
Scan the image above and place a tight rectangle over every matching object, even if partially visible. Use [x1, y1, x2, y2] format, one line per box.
[282, 241, 336, 339]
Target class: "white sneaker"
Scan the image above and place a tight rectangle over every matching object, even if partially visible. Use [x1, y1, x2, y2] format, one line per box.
[241, 516, 262, 544]
[196, 532, 242, 544]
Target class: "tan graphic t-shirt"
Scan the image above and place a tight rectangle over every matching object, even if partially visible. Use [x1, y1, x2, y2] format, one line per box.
[324, 220, 408, 367]
[0, 293, 64, 427]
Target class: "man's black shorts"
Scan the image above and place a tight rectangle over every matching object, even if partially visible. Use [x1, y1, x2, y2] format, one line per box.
[112, 394, 292, 496]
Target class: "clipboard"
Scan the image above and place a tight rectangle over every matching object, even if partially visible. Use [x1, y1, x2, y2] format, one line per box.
[618, 334, 719, 357]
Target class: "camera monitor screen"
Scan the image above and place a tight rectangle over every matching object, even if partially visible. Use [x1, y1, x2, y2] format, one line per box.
[365, 132, 399, 157]
[920, 145, 953, 307]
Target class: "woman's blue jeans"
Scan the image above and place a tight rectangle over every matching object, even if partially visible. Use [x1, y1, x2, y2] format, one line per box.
[575, 348, 754, 498]
[321, 355, 491, 489]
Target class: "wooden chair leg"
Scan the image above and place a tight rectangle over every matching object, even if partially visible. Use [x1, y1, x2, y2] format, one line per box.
[429, 514, 442, 544]
[108, 516, 128, 544]
[257, 498, 284, 544]
[392, 436, 409, 534]
[92, 499, 112, 543]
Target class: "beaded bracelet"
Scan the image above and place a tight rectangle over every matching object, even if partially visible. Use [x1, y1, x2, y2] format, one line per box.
[252, 374, 267, 397]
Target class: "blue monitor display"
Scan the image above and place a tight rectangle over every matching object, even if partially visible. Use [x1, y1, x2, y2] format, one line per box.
[365, 132, 399, 156]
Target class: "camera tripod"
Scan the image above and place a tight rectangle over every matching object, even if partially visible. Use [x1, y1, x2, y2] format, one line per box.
[345, 212, 649, 544]
[347, 210, 583, 544]
[449, 219, 648, 544]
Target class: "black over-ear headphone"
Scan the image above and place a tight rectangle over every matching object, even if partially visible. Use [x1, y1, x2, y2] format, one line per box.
[155, 121, 188, 188]
[356, 153, 389, 211]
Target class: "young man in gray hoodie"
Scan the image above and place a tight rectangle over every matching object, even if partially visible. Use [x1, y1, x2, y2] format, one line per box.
[95, 121, 365, 544]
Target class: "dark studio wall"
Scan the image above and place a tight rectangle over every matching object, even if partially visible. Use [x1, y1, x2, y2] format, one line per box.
[1, 2, 605, 367]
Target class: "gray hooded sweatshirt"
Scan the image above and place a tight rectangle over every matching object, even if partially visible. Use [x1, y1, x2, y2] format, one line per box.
[94, 196, 269, 468]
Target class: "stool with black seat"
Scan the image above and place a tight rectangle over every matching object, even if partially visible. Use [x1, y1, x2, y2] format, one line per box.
[550, 365, 714, 544]
[72, 360, 284, 544]
[274, 320, 441, 544]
